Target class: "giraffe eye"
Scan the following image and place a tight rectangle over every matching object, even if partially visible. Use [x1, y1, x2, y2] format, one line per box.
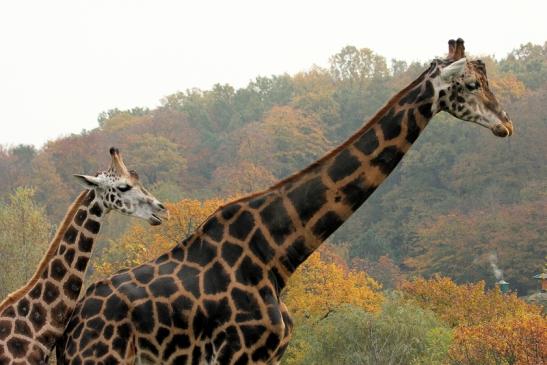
[117, 184, 132, 192]
[466, 82, 480, 91]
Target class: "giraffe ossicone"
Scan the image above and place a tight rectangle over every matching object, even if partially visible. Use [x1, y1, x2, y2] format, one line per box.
[0, 147, 167, 364]
[57, 39, 513, 365]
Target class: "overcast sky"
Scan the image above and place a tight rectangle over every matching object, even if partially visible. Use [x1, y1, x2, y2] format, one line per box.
[1, 0, 545, 148]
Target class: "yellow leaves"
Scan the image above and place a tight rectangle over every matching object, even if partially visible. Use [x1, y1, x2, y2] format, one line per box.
[212, 161, 276, 195]
[491, 73, 527, 104]
[402, 276, 547, 365]
[235, 105, 331, 178]
[283, 248, 383, 322]
[0, 188, 51, 299]
[450, 314, 547, 365]
[401, 276, 541, 328]
[291, 68, 340, 126]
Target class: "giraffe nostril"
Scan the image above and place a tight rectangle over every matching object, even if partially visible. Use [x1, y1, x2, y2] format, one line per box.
[158, 203, 166, 210]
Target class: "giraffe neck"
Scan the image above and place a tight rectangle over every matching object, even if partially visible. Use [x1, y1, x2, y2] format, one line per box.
[0, 189, 106, 360]
[253, 65, 439, 284]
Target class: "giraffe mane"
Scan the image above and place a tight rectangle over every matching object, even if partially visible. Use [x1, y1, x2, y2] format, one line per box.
[213, 64, 434, 214]
[0, 190, 89, 309]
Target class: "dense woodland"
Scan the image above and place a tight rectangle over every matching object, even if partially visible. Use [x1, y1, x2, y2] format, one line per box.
[0, 42, 545, 364]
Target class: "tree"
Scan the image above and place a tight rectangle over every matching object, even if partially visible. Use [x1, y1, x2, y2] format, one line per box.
[0, 188, 52, 300]
[499, 42, 547, 90]
[404, 201, 546, 294]
[283, 298, 452, 365]
[97, 107, 150, 128]
[28, 153, 70, 221]
[329, 46, 389, 83]
[237, 106, 332, 178]
[98, 108, 151, 130]
[329, 46, 392, 139]
[351, 255, 405, 289]
[211, 161, 276, 195]
[283, 247, 383, 322]
[400, 276, 542, 328]
[246, 74, 295, 107]
[291, 67, 340, 131]
[450, 314, 547, 365]
[123, 134, 187, 186]
[402, 277, 547, 364]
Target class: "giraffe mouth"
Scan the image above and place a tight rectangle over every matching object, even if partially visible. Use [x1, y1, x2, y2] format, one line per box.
[149, 209, 169, 225]
[149, 214, 163, 226]
[491, 121, 513, 138]
[475, 116, 513, 138]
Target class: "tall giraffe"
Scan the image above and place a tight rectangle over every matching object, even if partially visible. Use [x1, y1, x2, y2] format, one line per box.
[57, 39, 513, 364]
[0, 148, 168, 364]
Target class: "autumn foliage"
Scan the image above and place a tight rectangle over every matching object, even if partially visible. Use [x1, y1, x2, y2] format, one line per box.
[283, 248, 384, 321]
[451, 314, 546, 365]
[0, 42, 545, 364]
[400, 276, 538, 327]
[402, 276, 547, 365]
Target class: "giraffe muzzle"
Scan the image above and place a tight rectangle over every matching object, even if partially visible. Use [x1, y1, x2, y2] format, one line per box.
[149, 214, 163, 226]
[491, 120, 513, 138]
[148, 207, 169, 226]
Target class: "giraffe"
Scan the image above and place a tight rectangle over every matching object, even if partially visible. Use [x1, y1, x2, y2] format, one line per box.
[57, 39, 513, 364]
[0, 147, 168, 364]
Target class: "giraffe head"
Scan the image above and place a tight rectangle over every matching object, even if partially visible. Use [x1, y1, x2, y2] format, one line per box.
[73, 147, 168, 225]
[433, 38, 514, 137]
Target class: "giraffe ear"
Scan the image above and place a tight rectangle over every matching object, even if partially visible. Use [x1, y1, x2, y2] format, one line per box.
[441, 58, 467, 81]
[73, 174, 102, 188]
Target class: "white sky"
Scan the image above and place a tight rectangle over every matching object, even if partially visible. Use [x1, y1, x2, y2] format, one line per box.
[0, 0, 545, 148]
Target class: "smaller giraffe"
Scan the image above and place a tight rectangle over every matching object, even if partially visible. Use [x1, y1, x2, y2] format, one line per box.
[0, 147, 168, 364]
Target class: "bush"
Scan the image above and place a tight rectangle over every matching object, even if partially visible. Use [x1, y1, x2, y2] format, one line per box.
[284, 296, 451, 365]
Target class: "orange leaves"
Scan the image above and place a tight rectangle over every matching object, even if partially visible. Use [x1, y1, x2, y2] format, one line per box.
[283, 247, 384, 321]
[405, 200, 547, 294]
[236, 106, 331, 178]
[402, 276, 547, 365]
[491, 73, 527, 104]
[450, 314, 547, 365]
[211, 161, 276, 195]
[401, 276, 540, 328]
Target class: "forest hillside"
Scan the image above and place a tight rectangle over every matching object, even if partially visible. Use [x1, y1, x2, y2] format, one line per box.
[1, 41, 546, 365]
[1, 42, 545, 296]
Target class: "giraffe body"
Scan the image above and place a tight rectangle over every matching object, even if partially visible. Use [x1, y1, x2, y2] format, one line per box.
[0, 148, 167, 364]
[57, 39, 513, 364]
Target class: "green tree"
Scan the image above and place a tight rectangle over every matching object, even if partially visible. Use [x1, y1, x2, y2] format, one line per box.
[284, 297, 452, 365]
[211, 161, 276, 195]
[0, 187, 52, 300]
[97, 107, 150, 129]
[329, 46, 389, 83]
[500, 42, 547, 89]
[291, 67, 341, 132]
[405, 201, 546, 294]
[123, 134, 187, 186]
[237, 106, 332, 178]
